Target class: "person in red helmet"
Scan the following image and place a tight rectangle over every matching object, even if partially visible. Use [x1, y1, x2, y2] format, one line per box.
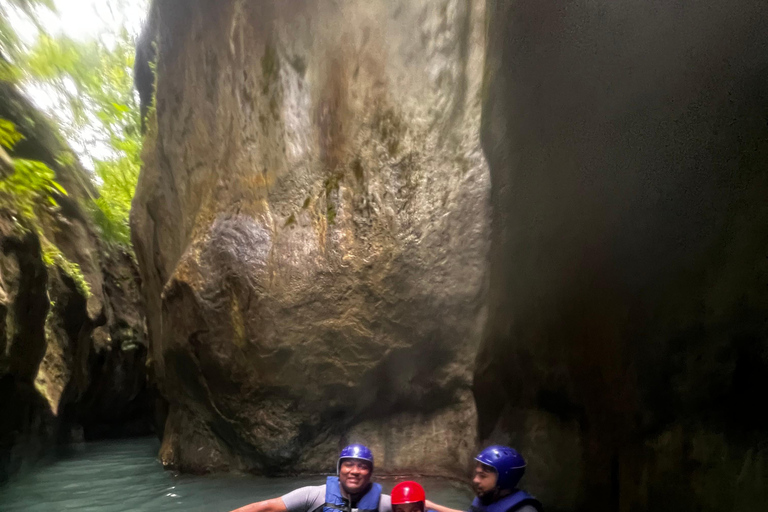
[391, 481, 427, 512]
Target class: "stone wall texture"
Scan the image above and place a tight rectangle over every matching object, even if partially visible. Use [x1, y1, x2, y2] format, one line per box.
[0, 82, 150, 482]
[133, 0, 768, 509]
[479, 1, 768, 510]
[131, 0, 490, 475]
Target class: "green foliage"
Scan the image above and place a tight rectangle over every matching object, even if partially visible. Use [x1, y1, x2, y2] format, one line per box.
[20, 28, 143, 247]
[0, 117, 24, 147]
[42, 241, 91, 297]
[1, 0, 146, 249]
[4, 157, 65, 209]
[0, 1, 144, 295]
[0, 0, 55, 65]
[21, 30, 140, 142]
[0, 118, 90, 297]
[0, 117, 66, 220]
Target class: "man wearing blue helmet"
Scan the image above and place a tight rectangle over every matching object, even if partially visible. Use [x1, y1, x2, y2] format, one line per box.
[230, 444, 393, 512]
[426, 446, 542, 512]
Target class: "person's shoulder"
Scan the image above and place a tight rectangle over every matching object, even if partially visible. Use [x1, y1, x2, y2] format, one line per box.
[304, 484, 326, 500]
[282, 484, 327, 512]
[287, 484, 326, 495]
[284, 484, 331, 512]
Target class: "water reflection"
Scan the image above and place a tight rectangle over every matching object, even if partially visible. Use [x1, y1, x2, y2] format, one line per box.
[0, 439, 473, 512]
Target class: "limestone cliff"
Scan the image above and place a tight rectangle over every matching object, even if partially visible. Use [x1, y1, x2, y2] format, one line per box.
[480, 0, 768, 510]
[132, 0, 489, 475]
[0, 81, 151, 481]
[134, 0, 768, 509]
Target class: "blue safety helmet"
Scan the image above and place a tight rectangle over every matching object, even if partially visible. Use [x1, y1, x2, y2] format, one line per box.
[475, 445, 527, 490]
[337, 443, 374, 474]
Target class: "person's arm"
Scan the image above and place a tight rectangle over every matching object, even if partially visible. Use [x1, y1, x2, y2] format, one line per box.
[230, 497, 289, 512]
[424, 500, 464, 512]
[425, 500, 464, 512]
[232, 484, 324, 512]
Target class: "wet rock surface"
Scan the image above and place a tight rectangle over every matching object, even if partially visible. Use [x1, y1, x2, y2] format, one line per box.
[134, 0, 768, 508]
[132, 0, 489, 475]
[0, 82, 151, 481]
[480, 0, 768, 510]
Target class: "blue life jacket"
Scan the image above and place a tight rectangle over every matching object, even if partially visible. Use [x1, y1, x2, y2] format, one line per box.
[317, 476, 383, 512]
[469, 490, 542, 512]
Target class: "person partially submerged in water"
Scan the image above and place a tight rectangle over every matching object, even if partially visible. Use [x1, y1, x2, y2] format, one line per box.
[229, 444, 392, 512]
[390, 481, 428, 512]
[426, 446, 541, 512]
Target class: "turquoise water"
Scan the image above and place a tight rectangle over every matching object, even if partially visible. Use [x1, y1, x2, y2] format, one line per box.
[0, 438, 473, 512]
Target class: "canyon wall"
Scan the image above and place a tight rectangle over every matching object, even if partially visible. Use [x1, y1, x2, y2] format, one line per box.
[131, 0, 489, 475]
[479, 1, 768, 510]
[0, 81, 151, 481]
[134, 1, 768, 510]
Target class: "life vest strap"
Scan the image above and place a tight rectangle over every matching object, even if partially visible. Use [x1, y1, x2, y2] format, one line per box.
[315, 504, 345, 512]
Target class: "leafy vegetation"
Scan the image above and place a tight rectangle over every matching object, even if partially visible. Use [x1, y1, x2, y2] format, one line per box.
[0, 116, 89, 296]
[0, 117, 65, 222]
[0, 0, 54, 80]
[1, 0, 147, 248]
[41, 240, 90, 296]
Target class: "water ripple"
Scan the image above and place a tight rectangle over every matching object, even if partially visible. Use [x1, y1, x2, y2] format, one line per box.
[0, 438, 472, 512]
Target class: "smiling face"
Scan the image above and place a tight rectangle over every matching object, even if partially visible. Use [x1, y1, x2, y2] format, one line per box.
[472, 462, 499, 498]
[339, 458, 373, 495]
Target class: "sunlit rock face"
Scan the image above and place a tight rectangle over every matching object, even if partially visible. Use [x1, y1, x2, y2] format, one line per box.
[132, 0, 489, 475]
[480, 0, 768, 510]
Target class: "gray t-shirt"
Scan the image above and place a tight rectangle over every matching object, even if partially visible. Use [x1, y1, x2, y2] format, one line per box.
[281, 485, 392, 512]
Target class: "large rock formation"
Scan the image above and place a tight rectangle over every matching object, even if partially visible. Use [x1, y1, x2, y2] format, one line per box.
[135, 0, 768, 508]
[479, 0, 768, 510]
[0, 81, 151, 481]
[131, 0, 489, 475]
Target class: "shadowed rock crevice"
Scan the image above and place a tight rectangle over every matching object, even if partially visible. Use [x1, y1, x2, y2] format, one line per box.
[478, 0, 768, 510]
[0, 226, 55, 482]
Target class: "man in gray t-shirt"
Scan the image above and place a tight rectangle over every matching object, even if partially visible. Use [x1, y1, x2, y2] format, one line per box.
[281, 484, 392, 512]
[230, 444, 392, 512]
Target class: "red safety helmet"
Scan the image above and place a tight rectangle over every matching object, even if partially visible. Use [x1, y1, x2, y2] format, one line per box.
[391, 481, 426, 505]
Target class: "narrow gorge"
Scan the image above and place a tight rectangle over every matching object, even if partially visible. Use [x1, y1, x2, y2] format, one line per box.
[0, 81, 152, 481]
[1, 1, 766, 511]
[133, 0, 768, 510]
